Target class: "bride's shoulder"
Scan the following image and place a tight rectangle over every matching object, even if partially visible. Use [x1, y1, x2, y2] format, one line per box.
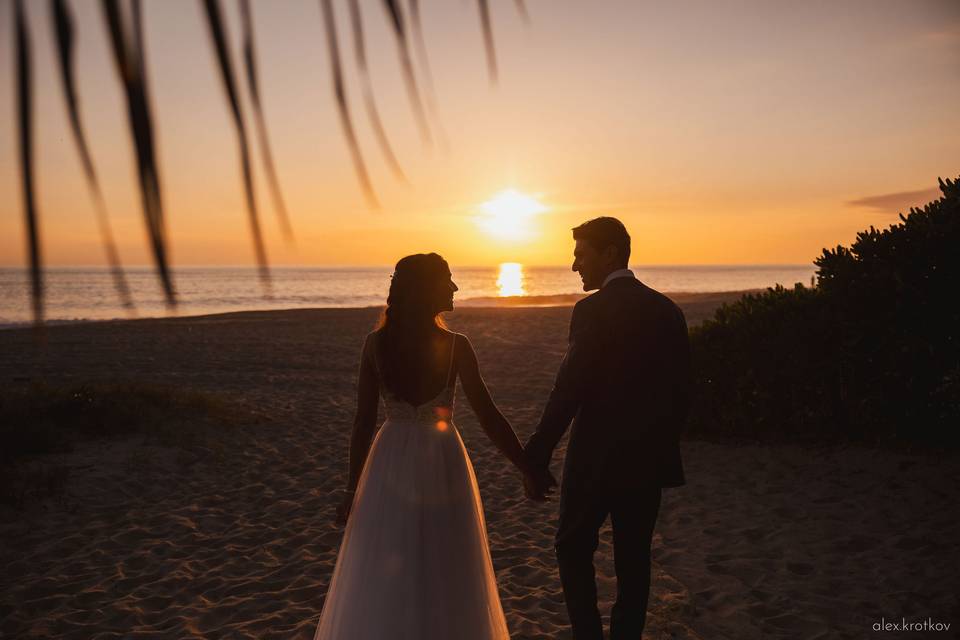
[446, 331, 479, 364]
[443, 329, 468, 346]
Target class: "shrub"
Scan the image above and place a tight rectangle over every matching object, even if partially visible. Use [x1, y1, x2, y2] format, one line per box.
[687, 177, 959, 446]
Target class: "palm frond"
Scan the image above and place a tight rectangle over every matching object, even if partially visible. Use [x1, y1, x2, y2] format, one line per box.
[51, 0, 134, 312]
[348, 0, 407, 183]
[15, 0, 43, 326]
[101, 0, 175, 307]
[15, 1, 514, 324]
[477, 0, 498, 84]
[239, 0, 295, 243]
[320, 0, 380, 209]
[383, 0, 432, 146]
[203, 0, 271, 291]
[514, 0, 530, 25]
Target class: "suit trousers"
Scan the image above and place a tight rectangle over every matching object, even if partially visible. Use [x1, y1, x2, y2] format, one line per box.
[555, 484, 662, 640]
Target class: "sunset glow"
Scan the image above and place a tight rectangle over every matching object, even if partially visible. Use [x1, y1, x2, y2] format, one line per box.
[475, 190, 548, 242]
[0, 2, 956, 269]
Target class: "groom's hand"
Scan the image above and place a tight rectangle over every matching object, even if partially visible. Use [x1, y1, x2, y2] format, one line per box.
[522, 473, 547, 502]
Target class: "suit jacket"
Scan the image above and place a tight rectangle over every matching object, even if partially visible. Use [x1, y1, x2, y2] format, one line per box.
[525, 276, 691, 491]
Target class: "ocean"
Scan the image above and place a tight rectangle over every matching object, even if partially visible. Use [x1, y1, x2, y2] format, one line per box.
[0, 264, 817, 326]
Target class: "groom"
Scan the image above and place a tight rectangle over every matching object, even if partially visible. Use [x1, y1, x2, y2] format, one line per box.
[524, 217, 691, 639]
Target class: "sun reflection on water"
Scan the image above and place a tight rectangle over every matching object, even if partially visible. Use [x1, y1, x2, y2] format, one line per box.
[497, 263, 526, 297]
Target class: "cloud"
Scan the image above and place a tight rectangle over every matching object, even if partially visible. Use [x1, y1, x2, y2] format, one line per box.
[845, 187, 942, 215]
[922, 21, 960, 45]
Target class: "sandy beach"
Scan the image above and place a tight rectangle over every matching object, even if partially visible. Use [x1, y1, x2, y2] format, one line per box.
[1, 295, 957, 639]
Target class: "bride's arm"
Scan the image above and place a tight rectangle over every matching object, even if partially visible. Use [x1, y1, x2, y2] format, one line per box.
[456, 334, 528, 472]
[345, 333, 380, 493]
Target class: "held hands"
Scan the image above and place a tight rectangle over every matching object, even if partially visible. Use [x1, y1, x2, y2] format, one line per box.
[520, 460, 558, 502]
[520, 437, 557, 502]
[523, 468, 557, 502]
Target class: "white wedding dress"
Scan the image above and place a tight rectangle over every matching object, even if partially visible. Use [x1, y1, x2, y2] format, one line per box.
[314, 336, 510, 639]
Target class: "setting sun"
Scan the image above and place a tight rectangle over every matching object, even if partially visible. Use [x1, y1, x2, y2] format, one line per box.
[475, 190, 548, 242]
[496, 263, 526, 296]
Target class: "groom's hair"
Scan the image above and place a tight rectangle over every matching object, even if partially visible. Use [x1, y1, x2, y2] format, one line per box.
[572, 217, 631, 267]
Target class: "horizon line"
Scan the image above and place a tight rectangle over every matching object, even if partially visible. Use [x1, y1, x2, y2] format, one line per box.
[0, 262, 816, 270]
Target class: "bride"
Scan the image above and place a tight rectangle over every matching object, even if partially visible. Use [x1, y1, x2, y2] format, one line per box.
[314, 253, 546, 640]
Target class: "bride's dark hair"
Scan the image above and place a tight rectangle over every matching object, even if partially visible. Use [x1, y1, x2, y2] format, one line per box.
[374, 253, 451, 401]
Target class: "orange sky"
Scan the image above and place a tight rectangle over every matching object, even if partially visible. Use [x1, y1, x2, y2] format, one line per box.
[1, 0, 958, 267]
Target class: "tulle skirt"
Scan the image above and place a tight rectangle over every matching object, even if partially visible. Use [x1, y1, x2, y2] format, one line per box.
[314, 418, 510, 639]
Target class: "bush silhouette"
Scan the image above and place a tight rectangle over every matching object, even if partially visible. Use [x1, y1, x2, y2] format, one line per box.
[687, 177, 959, 446]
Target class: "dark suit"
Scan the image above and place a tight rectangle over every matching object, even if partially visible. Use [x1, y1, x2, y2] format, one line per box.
[525, 275, 691, 639]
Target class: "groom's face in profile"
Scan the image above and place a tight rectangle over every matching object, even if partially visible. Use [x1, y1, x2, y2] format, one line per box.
[572, 239, 616, 291]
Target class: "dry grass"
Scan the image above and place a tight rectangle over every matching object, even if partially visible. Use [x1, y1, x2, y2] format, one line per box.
[0, 382, 246, 508]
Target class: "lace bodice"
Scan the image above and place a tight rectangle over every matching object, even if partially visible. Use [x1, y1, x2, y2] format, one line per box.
[381, 385, 456, 424]
[377, 333, 457, 425]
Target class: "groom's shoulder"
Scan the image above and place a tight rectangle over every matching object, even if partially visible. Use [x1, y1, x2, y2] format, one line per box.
[573, 290, 602, 315]
[640, 285, 688, 327]
[575, 291, 600, 307]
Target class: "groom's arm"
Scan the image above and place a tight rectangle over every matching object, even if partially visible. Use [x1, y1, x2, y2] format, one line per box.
[524, 302, 596, 469]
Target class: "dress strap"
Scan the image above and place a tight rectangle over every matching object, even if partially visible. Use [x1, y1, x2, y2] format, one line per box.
[445, 333, 457, 387]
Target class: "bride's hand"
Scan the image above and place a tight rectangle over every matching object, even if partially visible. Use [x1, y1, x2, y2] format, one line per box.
[335, 489, 355, 526]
